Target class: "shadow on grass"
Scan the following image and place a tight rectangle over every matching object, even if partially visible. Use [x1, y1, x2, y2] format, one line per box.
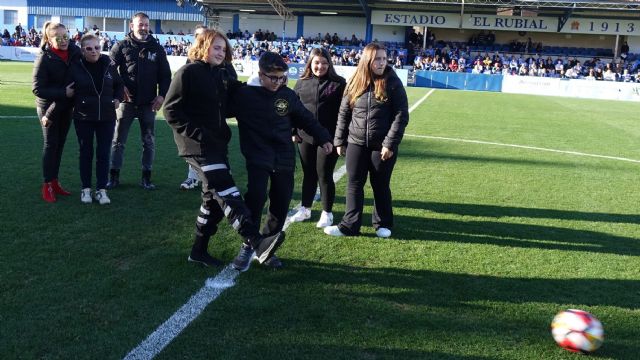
[218, 261, 638, 360]
[397, 200, 640, 225]
[326, 197, 639, 256]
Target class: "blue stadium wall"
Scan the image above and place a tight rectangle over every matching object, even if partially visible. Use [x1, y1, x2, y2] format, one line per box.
[27, 0, 201, 21]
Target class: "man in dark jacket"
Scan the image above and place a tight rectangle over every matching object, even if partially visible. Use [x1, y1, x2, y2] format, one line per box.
[107, 12, 171, 190]
[230, 52, 333, 270]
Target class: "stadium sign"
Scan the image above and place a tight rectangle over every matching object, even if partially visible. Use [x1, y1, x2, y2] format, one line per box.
[372, 10, 640, 35]
[371, 11, 458, 28]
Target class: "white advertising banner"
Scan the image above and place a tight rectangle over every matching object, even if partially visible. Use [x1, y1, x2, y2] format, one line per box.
[372, 10, 640, 36]
[502, 75, 640, 102]
[0, 46, 41, 62]
[463, 14, 557, 33]
[562, 17, 640, 36]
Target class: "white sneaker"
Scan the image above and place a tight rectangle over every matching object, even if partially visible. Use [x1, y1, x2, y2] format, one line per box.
[324, 225, 345, 236]
[81, 188, 92, 204]
[290, 206, 311, 222]
[316, 211, 334, 228]
[180, 177, 199, 190]
[94, 189, 111, 205]
[376, 227, 392, 238]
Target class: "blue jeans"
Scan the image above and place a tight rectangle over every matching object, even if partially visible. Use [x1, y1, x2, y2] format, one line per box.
[74, 120, 115, 189]
[110, 103, 156, 171]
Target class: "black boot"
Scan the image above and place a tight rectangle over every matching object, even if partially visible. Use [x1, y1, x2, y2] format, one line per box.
[140, 170, 156, 190]
[106, 169, 120, 189]
[188, 235, 222, 267]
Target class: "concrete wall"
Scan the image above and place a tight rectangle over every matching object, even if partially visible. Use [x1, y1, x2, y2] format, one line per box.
[303, 16, 366, 41]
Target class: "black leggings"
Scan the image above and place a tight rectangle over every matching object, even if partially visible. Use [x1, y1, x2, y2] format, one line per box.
[297, 141, 339, 211]
[38, 107, 72, 182]
[338, 143, 397, 235]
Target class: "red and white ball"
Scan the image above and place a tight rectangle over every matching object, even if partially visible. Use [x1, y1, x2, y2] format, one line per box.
[551, 309, 604, 353]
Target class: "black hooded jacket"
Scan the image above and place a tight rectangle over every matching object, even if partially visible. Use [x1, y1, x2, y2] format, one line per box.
[293, 74, 346, 145]
[163, 61, 239, 157]
[32, 43, 82, 119]
[231, 81, 331, 172]
[69, 54, 124, 123]
[109, 33, 171, 105]
[335, 66, 409, 151]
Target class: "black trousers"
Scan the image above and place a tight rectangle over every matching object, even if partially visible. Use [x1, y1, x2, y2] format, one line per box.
[298, 141, 339, 211]
[186, 155, 260, 245]
[74, 119, 115, 189]
[244, 166, 294, 237]
[338, 143, 397, 235]
[38, 107, 72, 182]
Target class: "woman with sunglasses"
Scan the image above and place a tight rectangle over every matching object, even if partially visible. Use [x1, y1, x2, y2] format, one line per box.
[324, 43, 409, 239]
[32, 22, 81, 202]
[289, 48, 346, 228]
[68, 34, 124, 204]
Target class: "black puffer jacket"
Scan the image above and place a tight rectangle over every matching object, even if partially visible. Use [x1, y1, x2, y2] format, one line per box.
[293, 75, 346, 145]
[335, 66, 409, 151]
[109, 33, 171, 105]
[232, 82, 331, 172]
[32, 43, 82, 119]
[69, 55, 124, 122]
[163, 61, 239, 157]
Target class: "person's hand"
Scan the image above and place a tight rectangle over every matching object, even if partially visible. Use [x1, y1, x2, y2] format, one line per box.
[381, 146, 394, 161]
[40, 116, 51, 127]
[113, 99, 120, 109]
[123, 87, 131, 102]
[292, 134, 302, 143]
[65, 82, 75, 98]
[336, 146, 345, 157]
[320, 142, 333, 155]
[151, 95, 164, 112]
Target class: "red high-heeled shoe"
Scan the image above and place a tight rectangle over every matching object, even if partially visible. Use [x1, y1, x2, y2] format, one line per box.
[51, 179, 71, 196]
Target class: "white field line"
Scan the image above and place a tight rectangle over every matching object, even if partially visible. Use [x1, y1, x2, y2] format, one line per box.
[123, 88, 435, 360]
[405, 134, 640, 164]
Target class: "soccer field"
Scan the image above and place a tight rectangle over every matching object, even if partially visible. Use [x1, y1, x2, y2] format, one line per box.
[1, 60, 639, 359]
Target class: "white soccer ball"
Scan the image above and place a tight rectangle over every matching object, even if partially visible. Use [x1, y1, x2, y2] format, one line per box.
[551, 309, 604, 353]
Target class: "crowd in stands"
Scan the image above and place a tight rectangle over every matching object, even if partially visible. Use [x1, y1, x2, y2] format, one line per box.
[5, 23, 639, 82]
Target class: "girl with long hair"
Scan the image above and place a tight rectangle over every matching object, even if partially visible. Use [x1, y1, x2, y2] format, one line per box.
[289, 48, 346, 228]
[163, 29, 284, 269]
[324, 43, 409, 238]
[32, 22, 81, 202]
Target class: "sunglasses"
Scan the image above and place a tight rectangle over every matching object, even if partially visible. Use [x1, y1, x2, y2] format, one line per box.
[54, 35, 69, 42]
[84, 46, 101, 52]
[262, 74, 287, 84]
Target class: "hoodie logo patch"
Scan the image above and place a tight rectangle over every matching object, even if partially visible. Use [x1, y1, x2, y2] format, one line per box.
[274, 99, 289, 116]
[148, 52, 157, 62]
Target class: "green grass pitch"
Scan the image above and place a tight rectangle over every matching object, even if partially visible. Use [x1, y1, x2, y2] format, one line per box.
[1, 60, 639, 359]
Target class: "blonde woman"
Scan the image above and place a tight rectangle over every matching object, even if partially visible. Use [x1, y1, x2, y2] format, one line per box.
[324, 43, 409, 238]
[32, 22, 81, 202]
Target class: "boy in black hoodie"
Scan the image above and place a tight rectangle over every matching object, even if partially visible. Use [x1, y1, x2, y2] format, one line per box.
[230, 52, 333, 270]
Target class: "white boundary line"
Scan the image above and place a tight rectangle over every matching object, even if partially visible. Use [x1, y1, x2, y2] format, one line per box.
[123, 88, 435, 360]
[405, 134, 640, 164]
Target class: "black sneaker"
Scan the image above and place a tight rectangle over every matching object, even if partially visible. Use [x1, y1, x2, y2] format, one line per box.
[232, 244, 254, 272]
[188, 252, 223, 267]
[140, 178, 156, 190]
[254, 232, 285, 264]
[261, 255, 283, 269]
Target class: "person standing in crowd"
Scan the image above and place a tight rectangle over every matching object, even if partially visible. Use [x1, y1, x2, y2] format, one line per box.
[324, 43, 409, 239]
[289, 48, 346, 228]
[32, 22, 81, 203]
[163, 29, 284, 268]
[69, 34, 124, 204]
[107, 12, 171, 190]
[230, 52, 333, 270]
